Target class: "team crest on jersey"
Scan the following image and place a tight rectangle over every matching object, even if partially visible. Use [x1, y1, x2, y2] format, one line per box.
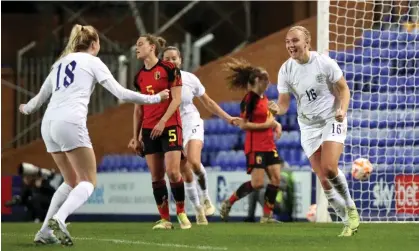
[154, 71, 161, 80]
[316, 74, 326, 83]
[256, 156, 262, 164]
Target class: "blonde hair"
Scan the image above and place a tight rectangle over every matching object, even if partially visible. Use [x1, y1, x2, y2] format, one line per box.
[57, 24, 99, 61]
[140, 34, 167, 57]
[224, 58, 269, 90]
[288, 26, 311, 49]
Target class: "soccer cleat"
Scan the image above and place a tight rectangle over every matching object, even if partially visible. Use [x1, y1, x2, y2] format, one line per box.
[346, 207, 360, 231]
[33, 231, 60, 245]
[203, 198, 216, 216]
[260, 215, 281, 224]
[220, 200, 232, 222]
[177, 213, 192, 229]
[196, 206, 208, 225]
[338, 225, 358, 237]
[152, 219, 174, 230]
[48, 216, 73, 246]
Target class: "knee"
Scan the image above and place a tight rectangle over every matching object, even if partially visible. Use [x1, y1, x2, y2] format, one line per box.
[188, 158, 201, 174]
[250, 180, 264, 190]
[320, 163, 338, 179]
[181, 165, 194, 183]
[166, 166, 182, 182]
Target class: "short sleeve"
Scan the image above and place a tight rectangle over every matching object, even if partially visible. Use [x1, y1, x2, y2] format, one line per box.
[91, 57, 113, 83]
[277, 64, 290, 94]
[322, 55, 343, 84]
[161, 61, 182, 88]
[192, 74, 205, 97]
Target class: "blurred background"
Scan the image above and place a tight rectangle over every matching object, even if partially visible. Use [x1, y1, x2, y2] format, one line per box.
[1, 0, 418, 224]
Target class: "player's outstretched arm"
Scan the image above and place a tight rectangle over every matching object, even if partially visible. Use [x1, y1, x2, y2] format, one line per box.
[234, 116, 277, 131]
[198, 93, 234, 122]
[20, 74, 53, 115]
[269, 93, 290, 116]
[100, 77, 169, 104]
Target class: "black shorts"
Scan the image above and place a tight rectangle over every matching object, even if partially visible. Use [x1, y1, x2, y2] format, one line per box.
[142, 125, 183, 155]
[246, 150, 283, 174]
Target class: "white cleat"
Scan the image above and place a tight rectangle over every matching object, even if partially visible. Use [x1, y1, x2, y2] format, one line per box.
[203, 198, 216, 216]
[33, 231, 60, 245]
[48, 216, 73, 246]
[196, 206, 208, 225]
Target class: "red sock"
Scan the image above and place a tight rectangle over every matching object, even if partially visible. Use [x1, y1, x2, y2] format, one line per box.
[176, 201, 185, 215]
[263, 201, 274, 216]
[157, 199, 170, 221]
[228, 193, 239, 205]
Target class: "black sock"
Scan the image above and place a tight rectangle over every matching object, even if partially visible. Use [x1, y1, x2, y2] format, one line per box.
[229, 181, 255, 204]
[152, 180, 169, 220]
[170, 178, 185, 214]
[263, 184, 279, 216]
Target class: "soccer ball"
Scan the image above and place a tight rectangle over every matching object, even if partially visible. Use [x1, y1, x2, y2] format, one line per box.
[351, 158, 373, 181]
[306, 204, 317, 222]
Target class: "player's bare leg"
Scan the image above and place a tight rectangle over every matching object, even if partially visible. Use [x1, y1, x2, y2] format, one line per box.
[187, 140, 215, 216]
[181, 158, 208, 225]
[260, 164, 281, 224]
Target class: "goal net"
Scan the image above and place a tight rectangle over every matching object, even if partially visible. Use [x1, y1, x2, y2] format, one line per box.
[317, 0, 419, 222]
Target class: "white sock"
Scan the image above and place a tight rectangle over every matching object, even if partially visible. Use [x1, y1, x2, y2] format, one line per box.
[329, 169, 356, 208]
[196, 164, 210, 201]
[324, 188, 347, 224]
[55, 181, 94, 223]
[185, 181, 201, 210]
[40, 183, 73, 234]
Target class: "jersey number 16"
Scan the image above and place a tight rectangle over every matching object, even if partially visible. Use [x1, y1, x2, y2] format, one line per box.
[55, 60, 77, 91]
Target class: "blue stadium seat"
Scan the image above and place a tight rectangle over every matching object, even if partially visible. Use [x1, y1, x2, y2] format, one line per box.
[266, 84, 278, 99]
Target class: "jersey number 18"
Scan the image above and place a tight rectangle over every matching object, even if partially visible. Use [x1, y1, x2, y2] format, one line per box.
[55, 60, 77, 91]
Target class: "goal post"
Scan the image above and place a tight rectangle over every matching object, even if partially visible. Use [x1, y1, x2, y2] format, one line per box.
[316, 0, 419, 222]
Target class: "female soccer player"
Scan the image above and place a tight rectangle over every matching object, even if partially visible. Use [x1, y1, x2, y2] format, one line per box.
[19, 24, 169, 246]
[219, 59, 283, 223]
[162, 46, 238, 224]
[128, 35, 191, 230]
[268, 26, 360, 237]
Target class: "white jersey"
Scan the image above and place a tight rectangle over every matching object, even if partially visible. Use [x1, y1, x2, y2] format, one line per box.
[23, 52, 161, 125]
[277, 51, 343, 129]
[180, 70, 206, 121]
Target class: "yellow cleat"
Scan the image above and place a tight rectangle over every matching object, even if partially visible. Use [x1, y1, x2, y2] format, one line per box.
[347, 207, 360, 231]
[177, 213, 192, 229]
[196, 206, 208, 225]
[219, 200, 232, 222]
[338, 225, 358, 237]
[152, 219, 174, 230]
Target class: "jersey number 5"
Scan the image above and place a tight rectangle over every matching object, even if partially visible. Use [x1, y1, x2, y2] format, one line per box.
[146, 85, 155, 94]
[55, 60, 77, 91]
[168, 129, 177, 142]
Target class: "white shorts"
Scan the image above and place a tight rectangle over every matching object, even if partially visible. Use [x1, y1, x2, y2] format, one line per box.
[41, 120, 92, 153]
[300, 118, 347, 158]
[182, 118, 204, 149]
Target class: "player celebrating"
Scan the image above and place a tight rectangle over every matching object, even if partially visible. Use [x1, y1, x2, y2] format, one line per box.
[268, 26, 360, 237]
[129, 35, 191, 230]
[219, 59, 283, 223]
[19, 24, 169, 246]
[162, 46, 238, 223]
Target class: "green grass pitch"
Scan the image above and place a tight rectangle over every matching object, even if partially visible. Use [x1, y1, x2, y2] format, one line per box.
[2, 222, 418, 251]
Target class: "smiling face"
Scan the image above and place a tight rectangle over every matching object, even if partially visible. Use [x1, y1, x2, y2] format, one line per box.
[136, 36, 155, 60]
[163, 49, 182, 68]
[285, 28, 310, 61]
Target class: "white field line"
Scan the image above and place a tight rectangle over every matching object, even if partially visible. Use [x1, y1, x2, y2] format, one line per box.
[1, 233, 228, 250]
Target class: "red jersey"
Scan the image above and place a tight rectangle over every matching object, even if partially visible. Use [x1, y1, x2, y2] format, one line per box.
[240, 91, 276, 154]
[134, 60, 182, 129]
